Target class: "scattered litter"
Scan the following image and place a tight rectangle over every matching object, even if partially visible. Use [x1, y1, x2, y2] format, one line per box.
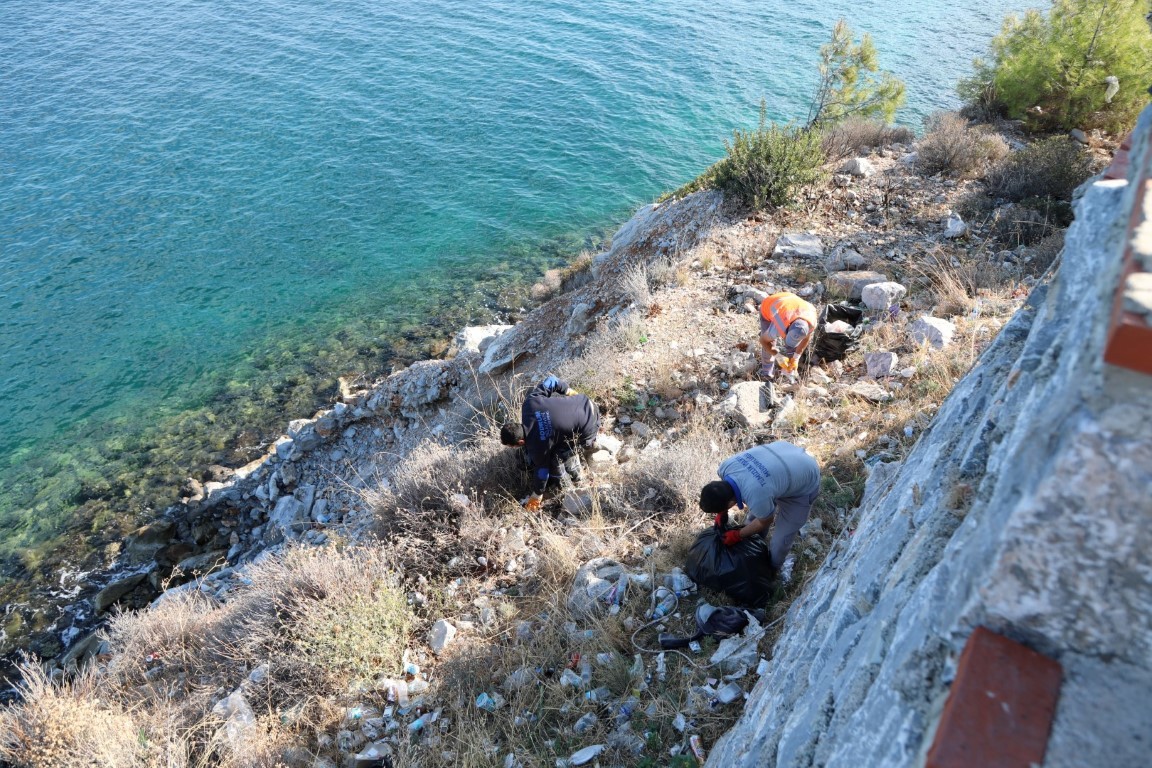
[573, 712, 598, 734]
[689, 734, 707, 761]
[475, 692, 506, 712]
[714, 681, 743, 704]
[568, 744, 605, 766]
[756, 657, 771, 676]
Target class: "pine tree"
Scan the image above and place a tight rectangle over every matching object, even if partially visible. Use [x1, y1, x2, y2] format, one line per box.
[806, 19, 906, 129]
[961, 0, 1152, 133]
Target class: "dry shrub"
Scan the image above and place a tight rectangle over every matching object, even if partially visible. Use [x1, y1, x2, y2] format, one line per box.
[621, 418, 733, 514]
[621, 263, 652, 308]
[0, 662, 151, 768]
[375, 438, 521, 519]
[912, 247, 1010, 317]
[530, 251, 595, 302]
[219, 545, 412, 696]
[988, 198, 1072, 247]
[821, 117, 915, 160]
[985, 136, 1096, 202]
[917, 112, 1010, 177]
[556, 312, 647, 402]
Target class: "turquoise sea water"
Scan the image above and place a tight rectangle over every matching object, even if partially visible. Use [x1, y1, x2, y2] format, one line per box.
[1, 0, 1034, 555]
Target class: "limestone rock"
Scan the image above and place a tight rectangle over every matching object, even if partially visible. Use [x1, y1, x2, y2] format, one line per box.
[176, 550, 228, 578]
[864, 352, 899, 379]
[429, 619, 457, 655]
[94, 573, 148, 613]
[566, 302, 596, 337]
[827, 270, 889, 300]
[773, 233, 824, 260]
[592, 190, 721, 277]
[124, 519, 176, 563]
[826, 247, 868, 272]
[847, 381, 892, 402]
[861, 281, 907, 311]
[381, 359, 458, 417]
[479, 325, 529, 375]
[910, 316, 956, 349]
[718, 381, 776, 428]
[840, 157, 876, 177]
[452, 324, 513, 355]
[943, 212, 969, 239]
[595, 434, 623, 455]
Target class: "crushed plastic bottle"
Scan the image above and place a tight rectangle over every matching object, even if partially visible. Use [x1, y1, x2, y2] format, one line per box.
[559, 669, 582, 687]
[655, 652, 667, 682]
[583, 686, 611, 702]
[573, 712, 598, 734]
[579, 657, 593, 687]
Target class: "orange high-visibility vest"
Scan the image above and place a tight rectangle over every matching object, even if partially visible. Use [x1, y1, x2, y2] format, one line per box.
[760, 292, 818, 353]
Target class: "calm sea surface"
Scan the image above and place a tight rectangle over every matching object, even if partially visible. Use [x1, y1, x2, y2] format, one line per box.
[1, 0, 1035, 556]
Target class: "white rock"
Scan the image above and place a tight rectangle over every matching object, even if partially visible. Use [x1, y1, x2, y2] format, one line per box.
[861, 281, 908, 311]
[718, 381, 777, 428]
[428, 619, 457, 656]
[864, 352, 899, 378]
[631, 422, 651, 439]
[828, 270, 889, 300]
[595, 434, 623, 454]
[452, 325, 514, 356]
[943, 212, 969, 239]
[773, 233, 824, 260]
[910, 316, 957, 349]
[590, 450, 614, 464]
[847, 381, 892, 402]
[840, 157, 876, 177]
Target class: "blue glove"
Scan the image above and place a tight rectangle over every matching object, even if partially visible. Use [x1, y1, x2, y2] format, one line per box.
[541, 375, 562, 394]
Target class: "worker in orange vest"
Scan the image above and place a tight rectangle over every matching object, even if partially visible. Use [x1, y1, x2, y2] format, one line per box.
[759, 292, 818, 387]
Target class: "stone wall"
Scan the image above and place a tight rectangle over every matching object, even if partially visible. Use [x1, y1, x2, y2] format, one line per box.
[708, 110, 1152, 767]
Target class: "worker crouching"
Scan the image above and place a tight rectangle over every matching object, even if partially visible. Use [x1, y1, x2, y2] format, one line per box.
[499, 376, 600, 511]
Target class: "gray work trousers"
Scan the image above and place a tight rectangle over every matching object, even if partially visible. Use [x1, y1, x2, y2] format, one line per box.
[767, 487, 820, 569]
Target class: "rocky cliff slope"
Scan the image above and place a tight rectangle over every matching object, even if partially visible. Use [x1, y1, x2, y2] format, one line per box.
[708, 111, 1152, 768]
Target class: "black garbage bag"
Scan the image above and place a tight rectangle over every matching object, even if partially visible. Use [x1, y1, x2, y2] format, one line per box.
[684, 527, 775, 607]
[812, 302, 864, 364]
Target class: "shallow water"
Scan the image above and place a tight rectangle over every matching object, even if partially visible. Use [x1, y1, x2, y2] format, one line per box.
[1, 0, 1034, 562]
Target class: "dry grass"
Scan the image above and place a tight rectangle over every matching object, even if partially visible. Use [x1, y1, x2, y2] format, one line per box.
[0, 662, 156, 768]
[531, 251, 596, 302]
[917, 112, 1010, 178]
[821, 118, 915, 161]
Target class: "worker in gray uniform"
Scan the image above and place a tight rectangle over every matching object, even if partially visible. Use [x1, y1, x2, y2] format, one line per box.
[698, 441, 822, 571]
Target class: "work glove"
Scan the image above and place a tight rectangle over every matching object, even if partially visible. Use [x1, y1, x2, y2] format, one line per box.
[722, 530, 743, 547]
[523, 494, 543, 513]
[713, 512, 728, 529]
[780, 356, 798, 375]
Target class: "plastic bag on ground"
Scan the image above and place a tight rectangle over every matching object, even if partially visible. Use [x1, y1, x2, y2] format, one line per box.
[710, 612, 766, 673]
[684, 527, 774, 607]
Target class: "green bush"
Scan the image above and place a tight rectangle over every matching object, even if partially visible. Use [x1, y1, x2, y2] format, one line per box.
[985, 136, 1097, 201]
[917, 111, 1011, 177]
[807, 18, 906, 128]
[959, 0, 1152, 133]
[680, 103, 825, 211]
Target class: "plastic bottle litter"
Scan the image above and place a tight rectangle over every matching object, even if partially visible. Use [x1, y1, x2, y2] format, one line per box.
[476, 692, 506, 712]
[655, 652, 667, 681]
[688, 640, 702, 653]
[615, 696, 639, 726]
[404, 662, 420, 677]
[628, 653, 645, 682]
[573, 712, 598, 734]
[569, 744, 606, 766]
[595, 652, 619, 666]
[559, 669, 582, 687]
[583, 686, 612, 702]
[407, 679, 430, 695]
[667, 567, 696, 596]
[649, 586, 676, 619]
[579, 657, 593, 687]
[408, 716, 427, 733]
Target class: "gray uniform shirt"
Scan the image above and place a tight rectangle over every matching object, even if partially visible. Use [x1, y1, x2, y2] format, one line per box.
[717, 442, 821, 522]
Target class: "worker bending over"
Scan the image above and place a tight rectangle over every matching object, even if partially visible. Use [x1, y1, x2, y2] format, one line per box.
[500, 376, 599, 511]
[699, 441, 821, 573]
[759, 291, 817, 386]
